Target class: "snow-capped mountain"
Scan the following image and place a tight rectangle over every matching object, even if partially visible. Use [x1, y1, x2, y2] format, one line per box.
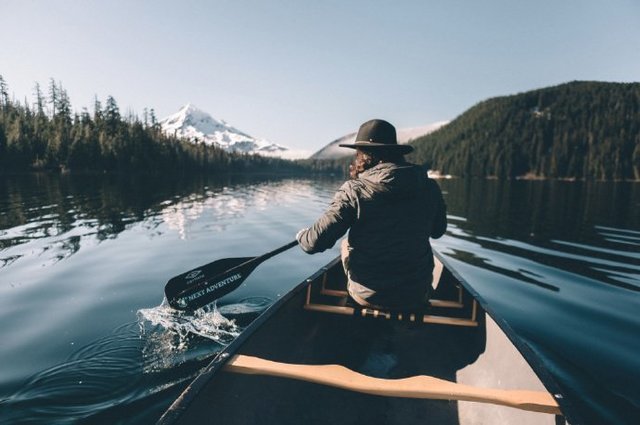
[310, 121, 449, 160]
[160, 104, 304, 158]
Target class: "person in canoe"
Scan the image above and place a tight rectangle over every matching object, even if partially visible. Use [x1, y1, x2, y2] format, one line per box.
[296, 119, 447, 310]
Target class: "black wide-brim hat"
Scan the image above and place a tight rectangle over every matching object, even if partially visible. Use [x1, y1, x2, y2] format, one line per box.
[339, 119, 413, 154]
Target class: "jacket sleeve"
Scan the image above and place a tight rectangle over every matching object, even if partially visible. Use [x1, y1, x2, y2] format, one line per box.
[427, 178, 447, 239]
[298, 182, 357, 254]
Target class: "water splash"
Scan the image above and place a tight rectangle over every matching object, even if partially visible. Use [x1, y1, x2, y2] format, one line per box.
[137, 296, 272, 348]
[137, 300, 241, 350]
[218, 296, 273, 324]
[136, 297, 272, 380]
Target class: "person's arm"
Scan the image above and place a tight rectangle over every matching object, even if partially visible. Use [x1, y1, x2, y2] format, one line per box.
[428, 179, 447, 239]
[297, 183, 357, 254]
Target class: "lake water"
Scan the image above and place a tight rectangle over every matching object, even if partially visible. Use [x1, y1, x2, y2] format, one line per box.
[0, 173, 638, 424]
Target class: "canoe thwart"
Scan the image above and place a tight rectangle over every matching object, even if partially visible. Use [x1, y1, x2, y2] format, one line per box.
[307, 274, 478, 327]
[304, 302, 478, 327]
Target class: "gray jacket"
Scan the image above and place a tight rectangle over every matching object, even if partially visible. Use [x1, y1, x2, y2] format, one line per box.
[298, 162, 447, 307]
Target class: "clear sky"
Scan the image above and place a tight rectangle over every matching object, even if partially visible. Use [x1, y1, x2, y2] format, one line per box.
[1, 0, 639, 153]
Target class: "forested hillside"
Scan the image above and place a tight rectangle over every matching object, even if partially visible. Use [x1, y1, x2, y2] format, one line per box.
[0, 76, 331, 175]
[409, 81, 640, 180]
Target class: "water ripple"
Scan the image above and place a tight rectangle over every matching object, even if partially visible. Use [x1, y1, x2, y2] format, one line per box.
[0, 309, 242, 425]
[1, 324, 143, 424]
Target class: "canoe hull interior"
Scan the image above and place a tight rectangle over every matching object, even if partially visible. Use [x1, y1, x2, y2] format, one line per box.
[158, 256, 564, 425]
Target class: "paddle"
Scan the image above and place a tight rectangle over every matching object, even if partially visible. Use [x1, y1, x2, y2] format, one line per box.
[165, 240, 298, 311]
[225, 354, 562, 415]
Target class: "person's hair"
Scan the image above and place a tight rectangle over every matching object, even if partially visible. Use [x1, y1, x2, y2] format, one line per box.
[349, 148, 405, 179]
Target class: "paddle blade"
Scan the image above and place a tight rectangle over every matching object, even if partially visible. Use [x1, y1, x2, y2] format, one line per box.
[165, 257, 254, 310]
[164, 241, 299, 311]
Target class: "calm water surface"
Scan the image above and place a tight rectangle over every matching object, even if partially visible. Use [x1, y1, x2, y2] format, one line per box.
[0, 173, 638, 424]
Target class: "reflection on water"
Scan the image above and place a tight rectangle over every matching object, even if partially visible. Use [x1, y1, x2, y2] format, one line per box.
[0, 174, 638, 424]
[161, 181, 326, 239]
[0, 174, 334, 268]
[435, 179, 640, 424]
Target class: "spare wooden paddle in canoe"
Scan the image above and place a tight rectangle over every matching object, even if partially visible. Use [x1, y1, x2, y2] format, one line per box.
[165, 240, 298, 311]
[224, 354, 562, 415]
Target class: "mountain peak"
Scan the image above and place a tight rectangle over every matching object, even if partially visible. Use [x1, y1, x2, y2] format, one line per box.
[178, 102, 197, 115]
[178, 103, 215, 120]
[160, 104, 303, 158]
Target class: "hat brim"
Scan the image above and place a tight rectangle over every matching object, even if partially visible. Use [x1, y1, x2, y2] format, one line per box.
[338, 141, 413, 154]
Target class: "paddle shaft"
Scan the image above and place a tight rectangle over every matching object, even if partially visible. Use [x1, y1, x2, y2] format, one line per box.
[224, 354, 562, 416]
[255, 240, 299, 263]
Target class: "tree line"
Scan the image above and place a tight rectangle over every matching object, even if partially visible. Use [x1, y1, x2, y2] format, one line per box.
[0, 76, 345, 176]
[408, 81, 640, 180]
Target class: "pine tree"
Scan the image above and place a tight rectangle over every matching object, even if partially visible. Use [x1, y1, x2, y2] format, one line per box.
[0, 75, 8, 108]
[33, 82, 45, 116]
[104, 95, 120, 136]
[48, 78, 58, 117]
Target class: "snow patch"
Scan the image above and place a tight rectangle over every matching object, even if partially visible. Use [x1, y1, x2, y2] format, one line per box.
[160, 104, 302, 158]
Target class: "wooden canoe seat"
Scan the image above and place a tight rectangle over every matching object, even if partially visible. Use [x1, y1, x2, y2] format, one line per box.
[303, 258, 478, 327]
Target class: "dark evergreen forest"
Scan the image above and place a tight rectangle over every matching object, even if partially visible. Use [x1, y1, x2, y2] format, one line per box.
[3, 77, 637, 180]
[0, 76, 345, 176]
[409, 81, 640, 180]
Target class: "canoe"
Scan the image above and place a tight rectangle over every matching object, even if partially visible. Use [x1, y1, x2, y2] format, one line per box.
[157, 251, 574, 425]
